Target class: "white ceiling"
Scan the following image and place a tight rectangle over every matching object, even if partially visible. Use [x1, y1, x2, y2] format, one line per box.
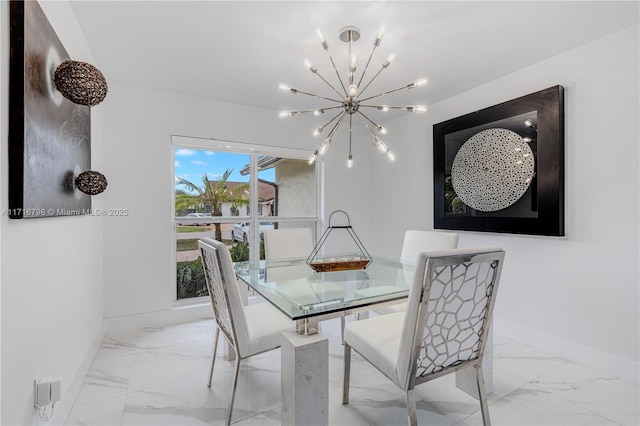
[69, 1, 638, 118]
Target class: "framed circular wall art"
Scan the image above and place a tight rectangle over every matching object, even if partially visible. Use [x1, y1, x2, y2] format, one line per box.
[433, 86, 564, 236]
[451, 128, 535, 212]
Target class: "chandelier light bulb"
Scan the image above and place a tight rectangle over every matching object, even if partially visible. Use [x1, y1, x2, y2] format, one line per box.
[349, 53, 357, 72]
[318, 138, 331, 156]
[406, 105, 427, 113]
[279, 83, 297, 93]
[377, 25, 386, 40]
[313, 126, 324, 136]
[409, 78, 428, 88]
[347, 154, 353, 168]
[317, 29, 328, 50]
[279, 110, 299, 118]
[378, 105, 389, 112]
[313, 109, 322, 116]
[386, 150, 396, 161]
[376, 125, 388, 135]
[382, 53, 396, 68]
[308, 150, 318, 165]
[348, 84, 358, 97]
[374, 137, 389, 154]
[304, 59, 318, 73]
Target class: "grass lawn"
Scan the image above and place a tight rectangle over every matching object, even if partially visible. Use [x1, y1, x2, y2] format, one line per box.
[177, 226, 212, 233]
[177, 239, 199, 251]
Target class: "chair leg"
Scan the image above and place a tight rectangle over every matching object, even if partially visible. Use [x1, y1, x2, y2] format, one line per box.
[340, 316, 346, 345]
[226, 356, 242, 426]
[208, 328, 220, 387]
[475, 365, 491, 426]
[342, 343, 351, 405]
[406, 388, 418, 426]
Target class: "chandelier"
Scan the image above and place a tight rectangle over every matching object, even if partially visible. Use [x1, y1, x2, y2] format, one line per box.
[279, 25, 428, 167]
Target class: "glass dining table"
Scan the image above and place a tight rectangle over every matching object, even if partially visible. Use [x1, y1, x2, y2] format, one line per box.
[233, 254, 492, 425]
[234, 254, 414, 334]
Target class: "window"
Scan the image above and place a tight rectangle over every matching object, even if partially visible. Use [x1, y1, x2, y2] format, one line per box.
[173, 136, 320, 301]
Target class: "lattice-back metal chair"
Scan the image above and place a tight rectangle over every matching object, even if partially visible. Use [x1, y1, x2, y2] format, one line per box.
[198, 238, 293, 426]
[343, 247, 505, 426]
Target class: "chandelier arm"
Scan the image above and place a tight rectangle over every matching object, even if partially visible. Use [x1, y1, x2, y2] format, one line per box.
[356, 111, 383, 130]
[348, 35, 353, 87]
[296, 106, 343, 115]
[323, 49, 349, 96]
[357, 66, 387, 98]
[320, 110, 345, 127]
[295, 89, 343, 103]
[313, 110, 345, 136]
[358, 85, 408, 103]
[356, 46, 378, 90]
[355, 112, 377, 138]
[313, 70, 348, 99]
[349, 114, 353, 155]
[359, 104, 404, 110]
[327, 112, 348, 138]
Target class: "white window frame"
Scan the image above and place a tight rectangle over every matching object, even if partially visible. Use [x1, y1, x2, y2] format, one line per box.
[171, 135, 323, 304]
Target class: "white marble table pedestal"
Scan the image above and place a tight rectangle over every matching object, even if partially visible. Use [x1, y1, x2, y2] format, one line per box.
[281, 331, 329, 426]
[455, 325, 493, 398]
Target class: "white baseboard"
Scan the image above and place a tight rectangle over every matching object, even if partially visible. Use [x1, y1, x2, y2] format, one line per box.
[55, 325, 105, 425]
[103, 303, 213, 334]
[494, 318, 639, 385]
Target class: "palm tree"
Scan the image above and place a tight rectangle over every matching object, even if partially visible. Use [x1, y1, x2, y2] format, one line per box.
[176, 169, 249, 241]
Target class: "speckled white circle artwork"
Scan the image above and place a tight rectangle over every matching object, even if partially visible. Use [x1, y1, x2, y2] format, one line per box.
[451, 128, 535, 212]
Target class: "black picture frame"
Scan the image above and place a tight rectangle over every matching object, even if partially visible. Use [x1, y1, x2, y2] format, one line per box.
[433, 85, 564, 236]
[8, 0, 91, 219]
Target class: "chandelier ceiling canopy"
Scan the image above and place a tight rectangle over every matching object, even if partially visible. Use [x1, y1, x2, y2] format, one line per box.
[279, 25, 428, 168]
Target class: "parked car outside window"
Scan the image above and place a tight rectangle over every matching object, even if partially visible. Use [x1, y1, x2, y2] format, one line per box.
[232, 221, 274, 243]
[176, 213, 212, 226]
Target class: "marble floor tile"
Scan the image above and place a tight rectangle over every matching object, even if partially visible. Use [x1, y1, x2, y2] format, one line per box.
[455, 383, 619, 426]
[73, 353, 134, 406]
[65, 318, 639, 426]
[531, 363, 639, 425]
[127, 344, 216, 393]
[492, 335, 573, 383]
[65, 395, 126, 426]
[97, 330, 140, 361]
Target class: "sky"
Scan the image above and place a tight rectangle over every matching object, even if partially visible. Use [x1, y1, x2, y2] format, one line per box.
[174, 148, 275, 192]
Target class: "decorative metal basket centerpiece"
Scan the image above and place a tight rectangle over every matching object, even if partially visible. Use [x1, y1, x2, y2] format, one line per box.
[307, 210, 372, 272]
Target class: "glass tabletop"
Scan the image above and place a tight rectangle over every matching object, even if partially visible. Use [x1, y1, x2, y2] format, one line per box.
[234, 255, 415, 320]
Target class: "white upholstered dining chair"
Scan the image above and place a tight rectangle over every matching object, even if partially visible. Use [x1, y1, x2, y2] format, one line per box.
[198, 237, 293, 426]
[400, 230, 459, 263]
[356, 230, 459, 316]
[264, 227, 314, 260]
[343, 247, 505, 426]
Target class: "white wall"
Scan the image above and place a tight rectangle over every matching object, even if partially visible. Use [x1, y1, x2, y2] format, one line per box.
[370, 25, 639, 381]
[100, 83, 374, 321]
[0, 1, 105, 424]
